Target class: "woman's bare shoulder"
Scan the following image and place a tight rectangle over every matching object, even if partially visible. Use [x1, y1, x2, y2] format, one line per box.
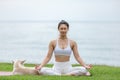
[69, 39, 78, 49]
[69, 39, 76, 44]
[49, 39, 57, 46]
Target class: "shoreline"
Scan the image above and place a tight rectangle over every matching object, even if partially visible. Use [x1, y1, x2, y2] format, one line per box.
[0, 62, 120, 68]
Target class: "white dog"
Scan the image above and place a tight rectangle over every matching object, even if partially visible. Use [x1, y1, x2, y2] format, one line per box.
[12, 60, 40, 75]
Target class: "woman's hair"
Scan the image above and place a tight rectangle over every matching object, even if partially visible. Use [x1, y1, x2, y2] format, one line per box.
[58, 20, 69, 29]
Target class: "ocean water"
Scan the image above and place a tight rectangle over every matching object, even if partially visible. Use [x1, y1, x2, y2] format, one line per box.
[0, 21, 120, 66]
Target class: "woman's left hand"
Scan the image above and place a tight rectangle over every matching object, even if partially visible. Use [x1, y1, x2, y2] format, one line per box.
[84, 64, 92, 69]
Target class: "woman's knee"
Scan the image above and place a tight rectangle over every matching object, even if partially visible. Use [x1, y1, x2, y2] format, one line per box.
[80, 67, 88, 73]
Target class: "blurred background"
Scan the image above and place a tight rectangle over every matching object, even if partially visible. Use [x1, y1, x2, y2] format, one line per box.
[0, 0, 120, 66]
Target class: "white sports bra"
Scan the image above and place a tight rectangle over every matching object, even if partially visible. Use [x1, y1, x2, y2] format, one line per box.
[54, 39, 72, 56]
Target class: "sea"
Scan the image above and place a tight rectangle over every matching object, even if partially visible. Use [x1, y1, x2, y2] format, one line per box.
[0, 21, 120, 66]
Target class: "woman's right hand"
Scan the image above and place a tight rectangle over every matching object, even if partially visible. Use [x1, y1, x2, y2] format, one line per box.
[84, 64, 92, 69]
[35, 65, 42, 70]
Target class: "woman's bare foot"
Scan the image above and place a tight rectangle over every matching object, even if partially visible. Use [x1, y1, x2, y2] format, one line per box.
[84, 72, 92, 76]
[64, 71, 92, 76]
[63, 73, 76, 76]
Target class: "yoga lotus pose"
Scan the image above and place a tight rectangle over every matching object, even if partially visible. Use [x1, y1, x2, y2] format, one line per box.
[35, 20, 92, 76]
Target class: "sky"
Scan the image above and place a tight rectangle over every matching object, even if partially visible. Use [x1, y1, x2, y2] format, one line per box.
[0, 0, 120, 21]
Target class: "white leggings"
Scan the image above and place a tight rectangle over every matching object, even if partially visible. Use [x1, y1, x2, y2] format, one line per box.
[38, 61, 88, 76]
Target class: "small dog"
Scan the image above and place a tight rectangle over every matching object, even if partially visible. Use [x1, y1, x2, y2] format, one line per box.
[12, 60, 39, 75]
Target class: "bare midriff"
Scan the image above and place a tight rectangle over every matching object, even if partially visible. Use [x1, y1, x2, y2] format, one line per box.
[55, 55, 70, 62]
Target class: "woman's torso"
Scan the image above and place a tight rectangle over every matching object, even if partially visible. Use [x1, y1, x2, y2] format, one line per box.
[53, 39, 73, 62]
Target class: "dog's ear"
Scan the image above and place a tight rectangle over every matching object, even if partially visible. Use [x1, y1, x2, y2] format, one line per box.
[12, 60, 14, 64]
[21, 60, 26, 64]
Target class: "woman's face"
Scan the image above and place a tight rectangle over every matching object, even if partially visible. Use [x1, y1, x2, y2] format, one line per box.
[58, 24, 69, 36]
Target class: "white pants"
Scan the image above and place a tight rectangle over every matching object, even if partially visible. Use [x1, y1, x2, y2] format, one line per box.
[38, 61, 88, 76]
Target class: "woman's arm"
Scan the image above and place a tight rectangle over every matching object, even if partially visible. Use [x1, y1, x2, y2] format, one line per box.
[72, 40, 92, 69]
[35, 40, 54, 70]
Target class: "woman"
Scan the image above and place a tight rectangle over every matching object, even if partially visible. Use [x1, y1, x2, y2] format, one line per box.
[35, 20, 92, 76]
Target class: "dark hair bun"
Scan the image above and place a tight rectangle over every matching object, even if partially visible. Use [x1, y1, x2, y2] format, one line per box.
[58, 20, 69, 29]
